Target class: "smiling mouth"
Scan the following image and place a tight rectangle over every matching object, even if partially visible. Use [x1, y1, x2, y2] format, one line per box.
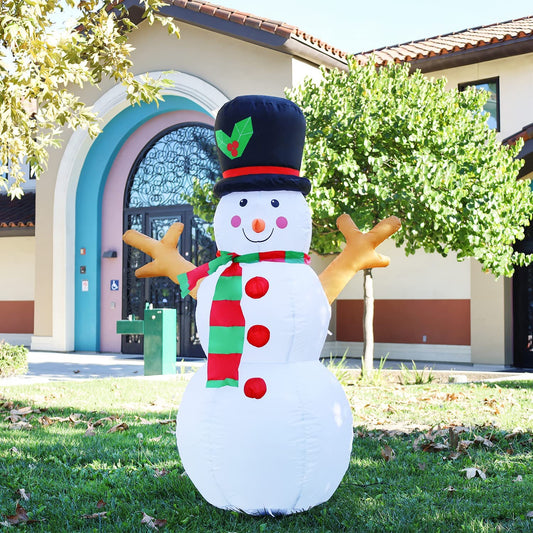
[242, 228, 274, 243]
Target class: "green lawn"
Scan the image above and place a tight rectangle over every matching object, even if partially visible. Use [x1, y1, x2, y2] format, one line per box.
[1, 372, 532, 532]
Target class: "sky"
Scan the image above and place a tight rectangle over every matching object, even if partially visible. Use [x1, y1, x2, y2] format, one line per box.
[219, 0, 533, 53]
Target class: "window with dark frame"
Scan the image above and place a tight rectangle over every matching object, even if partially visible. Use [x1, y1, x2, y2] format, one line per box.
[458, 77, 500, 131]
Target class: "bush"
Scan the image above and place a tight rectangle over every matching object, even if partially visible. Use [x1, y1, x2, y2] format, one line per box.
[0, 341, 28, 377]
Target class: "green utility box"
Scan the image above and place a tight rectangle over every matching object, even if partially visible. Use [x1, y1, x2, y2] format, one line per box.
[116, 308, 176, 376]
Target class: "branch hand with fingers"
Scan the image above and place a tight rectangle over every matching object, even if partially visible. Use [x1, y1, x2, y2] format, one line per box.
[319, 214, 401, 304]
[123, 222, 197, 289]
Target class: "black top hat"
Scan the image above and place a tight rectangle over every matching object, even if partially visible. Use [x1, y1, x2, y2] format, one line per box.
[213, 95, 311, 197]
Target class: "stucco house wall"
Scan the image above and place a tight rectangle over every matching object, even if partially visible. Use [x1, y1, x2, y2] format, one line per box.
[31, 18, 327, 352]
[0, 236, 35, 345]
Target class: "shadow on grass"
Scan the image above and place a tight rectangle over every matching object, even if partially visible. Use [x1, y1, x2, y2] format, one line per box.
[485, 379, 533, 390]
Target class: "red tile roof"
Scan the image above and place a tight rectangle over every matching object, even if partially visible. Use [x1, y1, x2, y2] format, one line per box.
[169, 0, 348, 60]
[355, 16, 533, 66]
[0, 193, 35, 229]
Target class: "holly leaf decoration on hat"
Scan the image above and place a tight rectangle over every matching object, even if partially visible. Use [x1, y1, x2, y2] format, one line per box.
[215, 116, 253, 159]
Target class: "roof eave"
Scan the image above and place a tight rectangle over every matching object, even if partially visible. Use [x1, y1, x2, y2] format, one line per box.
[281, 36, 348, 70]
[0, 226, 35, 237]
[404, 35, 533, 73]
[124, 0, 347, 70]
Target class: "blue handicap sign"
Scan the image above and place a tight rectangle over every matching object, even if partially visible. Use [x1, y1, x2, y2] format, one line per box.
[110, 280, 119, 291]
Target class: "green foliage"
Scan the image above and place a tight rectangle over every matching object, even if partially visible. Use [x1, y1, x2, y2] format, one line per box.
[0, 341, 28, 377]
[184, 178, 218, 231]
[288, 58, 533, 277]
[0, 0, 179, 198]
[399, 360, 434, 385]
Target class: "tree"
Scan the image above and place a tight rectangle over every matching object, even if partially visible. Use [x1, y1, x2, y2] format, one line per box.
[0, 0, 179, 198]
[286, 58, 533, 374]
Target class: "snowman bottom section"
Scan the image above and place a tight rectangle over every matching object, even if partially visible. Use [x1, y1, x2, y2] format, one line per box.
[176, 361, 353, 515]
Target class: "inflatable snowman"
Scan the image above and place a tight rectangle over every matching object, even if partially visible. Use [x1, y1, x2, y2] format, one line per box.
[123, 95, 400, 515]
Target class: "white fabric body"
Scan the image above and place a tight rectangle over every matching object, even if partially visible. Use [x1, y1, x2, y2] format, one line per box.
[176, 190, 353, 514]
[176, 361, 353, 514]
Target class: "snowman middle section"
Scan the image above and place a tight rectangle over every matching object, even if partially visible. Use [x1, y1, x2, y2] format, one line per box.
[196, 261, 330, 368]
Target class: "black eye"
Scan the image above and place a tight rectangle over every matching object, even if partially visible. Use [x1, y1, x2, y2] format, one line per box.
[239, 199, 248, 207]
[271, 199, 279, 208]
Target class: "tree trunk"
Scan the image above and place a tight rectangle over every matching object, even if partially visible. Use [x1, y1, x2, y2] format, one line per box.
[362, 268, 374, 377]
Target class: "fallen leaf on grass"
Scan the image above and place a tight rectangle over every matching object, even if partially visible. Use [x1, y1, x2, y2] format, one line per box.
[149, 436, 162, 443]
[505, 429, 524, 441]
[444, 485, 456, 496]
[457, 440, 473, 452]
[96, 499, 106, 509]
[381, 445, 395, 462]
[526, 511, 533, 518]
[107, 422, 129, 433]
[9, 447, 20, 455]
[157, 419, 175, 426]
[84, 425, 96, 437]
[473, 435, 494, 448]
[17, 488, 30, 501]
[444, 451, 462, 461]
[422, 441, 448, 453]
[154, 469, 169, 478]
[4, 503, 43, 525]
[141, 512, 167, 530]
[462, 467, 486, 480]
[514, 475, 523, 482]
[93, 415, 120, 427]
[69, 413, 84, 425]
[10, 406, 33, 416]
[82, 512, 107, 520]
[5, 503, 29, 525]
[9, 420, 32, 431]
[38, 415, 54, 426]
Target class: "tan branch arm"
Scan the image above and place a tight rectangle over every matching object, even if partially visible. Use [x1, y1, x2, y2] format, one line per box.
[319, 214, 401, 305]
[122, 222, 205, 298]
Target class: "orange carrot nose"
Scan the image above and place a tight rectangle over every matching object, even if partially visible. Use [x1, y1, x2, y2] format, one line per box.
[252, 218, 266, 233]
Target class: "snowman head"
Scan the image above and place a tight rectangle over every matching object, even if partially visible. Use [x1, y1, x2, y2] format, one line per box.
[211, 95, 312, 254]
[213, 190, 312, 254]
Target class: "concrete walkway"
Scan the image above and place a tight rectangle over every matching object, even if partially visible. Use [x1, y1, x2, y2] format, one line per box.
[0, 349, 531, 386]
[0, 350, 203, 386]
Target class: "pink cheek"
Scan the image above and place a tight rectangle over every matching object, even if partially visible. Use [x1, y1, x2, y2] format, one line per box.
[231, 215, 241, 228]
[276, 216, 288, 229]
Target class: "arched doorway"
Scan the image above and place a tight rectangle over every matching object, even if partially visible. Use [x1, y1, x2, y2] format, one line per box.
[122, 123, 218, 357]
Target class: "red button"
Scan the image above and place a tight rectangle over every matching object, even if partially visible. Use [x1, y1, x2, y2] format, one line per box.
[244, 377, 267, 399]
[247, 325, 270, 347]
[245, 277, 269, 299]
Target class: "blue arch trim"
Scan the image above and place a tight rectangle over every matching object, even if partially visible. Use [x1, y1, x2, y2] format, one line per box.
[75, 96, 207, 351]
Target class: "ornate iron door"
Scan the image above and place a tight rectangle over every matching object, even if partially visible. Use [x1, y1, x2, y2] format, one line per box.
[121, 122, 220, 358]
[122, 206, 210, 357]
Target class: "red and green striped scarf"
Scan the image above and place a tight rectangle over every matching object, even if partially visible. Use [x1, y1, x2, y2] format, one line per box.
[178, 250, 310, 388]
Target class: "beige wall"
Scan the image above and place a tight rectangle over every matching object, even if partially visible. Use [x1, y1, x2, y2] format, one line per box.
[334, 240, 470, 300]
[431, 52, 533, 140]
[0, 237, 35, 300]
[426, 53, 533, 365]
[33, 20, 318, 344]
[470, 262, 507, 364]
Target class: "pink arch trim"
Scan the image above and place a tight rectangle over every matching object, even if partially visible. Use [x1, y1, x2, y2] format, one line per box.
[100, 110, 215, 352]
